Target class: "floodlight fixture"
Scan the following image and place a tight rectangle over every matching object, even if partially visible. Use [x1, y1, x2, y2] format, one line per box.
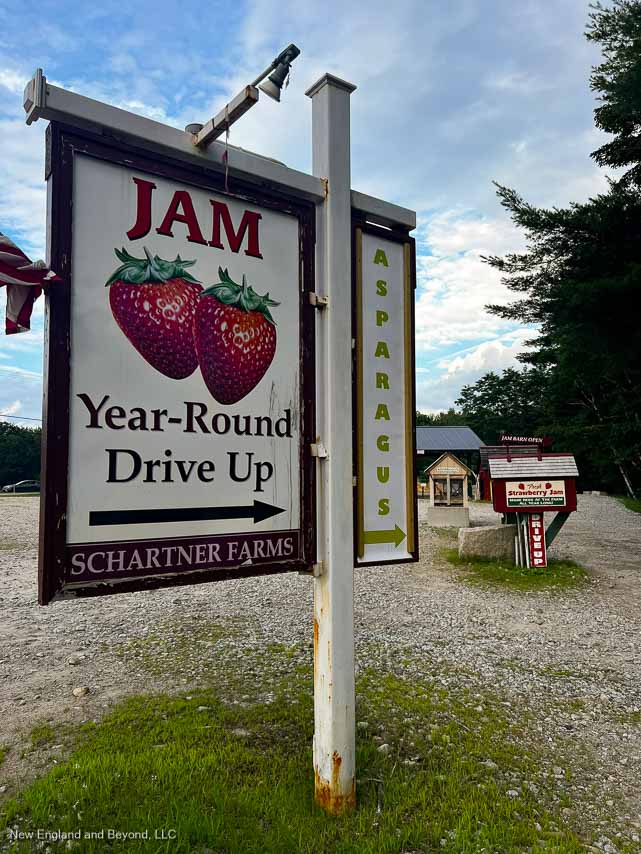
[188, 44, 301, 149]
[255, 44, 301, 102]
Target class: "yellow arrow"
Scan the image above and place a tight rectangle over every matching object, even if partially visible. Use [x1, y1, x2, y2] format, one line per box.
[363, 525, 406, 548]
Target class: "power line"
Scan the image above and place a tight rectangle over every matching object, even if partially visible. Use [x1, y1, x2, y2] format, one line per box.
[0, 413, 42, 422]
[0, 366, 42, 379]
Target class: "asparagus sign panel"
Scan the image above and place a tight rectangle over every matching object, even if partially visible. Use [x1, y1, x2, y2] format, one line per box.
[353, 224, 418, 566]
[39, 127, 315, 603]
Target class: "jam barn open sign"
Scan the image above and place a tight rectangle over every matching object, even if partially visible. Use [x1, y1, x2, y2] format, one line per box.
[353, 223, 418, 567]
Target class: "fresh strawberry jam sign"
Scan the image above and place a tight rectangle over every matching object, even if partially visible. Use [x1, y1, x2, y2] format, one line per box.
[39, 127, 315, 602]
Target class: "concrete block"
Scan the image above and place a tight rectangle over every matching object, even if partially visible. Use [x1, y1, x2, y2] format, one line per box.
[426, 506, 470, 528]
[458, 524, 515, 561]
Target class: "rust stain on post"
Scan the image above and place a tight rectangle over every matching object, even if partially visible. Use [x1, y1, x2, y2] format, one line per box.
[313, 617, 319, 680]
[314, 751, 356, 815]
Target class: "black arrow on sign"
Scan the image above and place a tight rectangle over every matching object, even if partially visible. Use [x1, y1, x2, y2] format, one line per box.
[89, 500, 286, 527]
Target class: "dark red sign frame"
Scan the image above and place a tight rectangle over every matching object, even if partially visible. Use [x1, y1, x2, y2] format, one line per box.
[39, 123, 316, 604]
[491, 478, 577, 514]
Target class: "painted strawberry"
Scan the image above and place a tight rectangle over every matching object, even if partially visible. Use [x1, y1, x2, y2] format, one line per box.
[106, 247, 202, 379]
[195, 267, 278, 404]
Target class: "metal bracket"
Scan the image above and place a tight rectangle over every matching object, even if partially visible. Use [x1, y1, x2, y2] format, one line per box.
[545, 511, 571, 549]
[308, 292, 329, 309]
[309, 442, 329, 459]
[298, 561, 324, 577]
[321, 177, 329, 199]
[24, 69, 46, 126]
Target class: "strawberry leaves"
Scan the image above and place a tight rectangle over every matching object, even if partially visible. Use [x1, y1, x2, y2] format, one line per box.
[201, 267, 279, 325]
[105, 247, 201, 287]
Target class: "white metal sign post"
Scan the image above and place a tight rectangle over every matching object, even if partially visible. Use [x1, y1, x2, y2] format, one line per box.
[307, 74, 357, 813]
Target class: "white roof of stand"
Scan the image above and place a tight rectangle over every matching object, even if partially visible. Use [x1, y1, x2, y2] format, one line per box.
[425, 452, 472, 477]
[489, 455, 579, 479]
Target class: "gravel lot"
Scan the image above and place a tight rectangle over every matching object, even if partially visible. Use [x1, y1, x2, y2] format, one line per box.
[1, 493, 640, 848]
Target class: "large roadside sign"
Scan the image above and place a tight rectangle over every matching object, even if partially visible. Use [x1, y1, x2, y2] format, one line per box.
[39, 126, 316, 603]
[353, 222, 418, 566]
[27, 68, 418, 812]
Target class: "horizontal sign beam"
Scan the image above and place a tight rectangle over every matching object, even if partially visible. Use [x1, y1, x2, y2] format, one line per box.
[24, 71, 415, 231]
[351, 190, 416, 231]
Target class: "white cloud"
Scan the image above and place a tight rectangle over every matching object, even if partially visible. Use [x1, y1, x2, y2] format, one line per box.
[0, 69, 26, 94]
[483, 69, 549, 94]
[438, 327, 534, 375]
[0, 327, 44, 354]
[0, 116, 47, 259]
[416, 329, 535, 412]
[414, 209, 525, 350]
[0, 399, 22, 421]
[0, 364, 42, 423]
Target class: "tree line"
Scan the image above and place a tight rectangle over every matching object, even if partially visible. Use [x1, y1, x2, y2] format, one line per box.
[419, 1, 641, 499]
[0, 421, 41, 487]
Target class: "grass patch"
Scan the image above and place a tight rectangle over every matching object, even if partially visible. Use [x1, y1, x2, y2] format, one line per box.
[0, 747, 7, 767]
[113, 616, 248, 681]
[540, 667, 583, 680]
[619, 495, 641, 514]
[443, 549, 588, 591]
[29, 724, 57, 749]
[0, 668, 587, 854]
[613, 709, 641, 725]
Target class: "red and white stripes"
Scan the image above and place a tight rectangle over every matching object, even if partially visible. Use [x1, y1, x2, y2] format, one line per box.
[0, 232, 57, 334]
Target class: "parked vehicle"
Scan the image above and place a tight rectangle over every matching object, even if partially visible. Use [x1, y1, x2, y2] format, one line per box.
[1, 480, 40, 493]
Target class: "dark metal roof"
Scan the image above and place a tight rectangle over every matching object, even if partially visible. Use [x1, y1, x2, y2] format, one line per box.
[415, 426, 484, 452]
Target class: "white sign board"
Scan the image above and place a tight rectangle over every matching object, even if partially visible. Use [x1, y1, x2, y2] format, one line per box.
[40, 133, 315, 601]
[354, 225, 417, 565]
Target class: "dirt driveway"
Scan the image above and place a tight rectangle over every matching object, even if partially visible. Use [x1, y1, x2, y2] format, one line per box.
[1, 493, 640, 847]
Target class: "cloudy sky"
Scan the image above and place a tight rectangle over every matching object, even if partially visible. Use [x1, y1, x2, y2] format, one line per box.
[0, 0, 610, 424]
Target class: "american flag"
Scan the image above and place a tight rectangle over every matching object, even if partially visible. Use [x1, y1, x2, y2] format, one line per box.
[0, 232, 58, 335]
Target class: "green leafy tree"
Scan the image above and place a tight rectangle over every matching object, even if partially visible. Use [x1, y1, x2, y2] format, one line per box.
[469, 1, 641, 498]
[0, 422, 41, 486]
[455, 367, 549, 446]
[588, 0, 641, 183]
[416, 408, 467, 427]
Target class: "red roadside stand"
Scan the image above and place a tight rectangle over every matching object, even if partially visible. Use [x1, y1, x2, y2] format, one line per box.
[489, 453, 579, 568]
